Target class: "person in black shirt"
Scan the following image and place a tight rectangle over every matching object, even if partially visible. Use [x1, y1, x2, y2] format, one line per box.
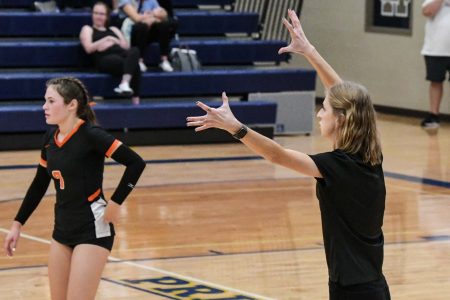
[80, 2, 142, 104]
[187, 9, 390, 300]
[3, 77, 146, 300]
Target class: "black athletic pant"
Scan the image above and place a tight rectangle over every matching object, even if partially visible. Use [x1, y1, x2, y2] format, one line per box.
[329, 277, 391, 300]
[96, 47, 141, 97]
[131, 21, 172, 58]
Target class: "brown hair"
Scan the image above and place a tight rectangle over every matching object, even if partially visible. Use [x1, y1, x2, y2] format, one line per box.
[46, 77, 96, 124]
[93, 1, 111, 27]
[328, 81, 382, 166]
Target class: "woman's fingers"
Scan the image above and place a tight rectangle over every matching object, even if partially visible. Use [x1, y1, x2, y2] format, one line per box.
[187, 115, 207, 127]
[4, 238, 11, 256]
[186, 116, 205, 122]
[280, 16, 296, 54]
[221, 92, 229, 107]
[188, 93, 234, 130]
[103, 211, 110, 223]
[196, 101, 212, 112]
[6, 246, 12, 257]
[11, 238, 17, 253]
[104, 211, 116, 224]
[282, 17, 294, 33]
[195, 124, 210, 132]
[5, 237, 15, 257]
[288, 9, 301, 27]
[278, 46, 293, 54]
[186, 120, 204, 127]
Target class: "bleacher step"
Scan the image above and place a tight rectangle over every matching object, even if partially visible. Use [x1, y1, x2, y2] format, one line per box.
[0, 40, 289, 67]
[0, 69, 316, 100]
[0, 11, 259, 37]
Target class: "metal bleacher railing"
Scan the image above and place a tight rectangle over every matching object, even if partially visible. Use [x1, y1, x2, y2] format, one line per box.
[233, 0, 304, 40]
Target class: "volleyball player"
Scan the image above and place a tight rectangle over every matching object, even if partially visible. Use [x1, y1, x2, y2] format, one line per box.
[187, 9, 391, 300]
[4, 77, 146, 300]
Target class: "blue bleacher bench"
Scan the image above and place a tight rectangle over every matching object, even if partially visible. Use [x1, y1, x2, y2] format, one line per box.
[0, 69, 316, 100]
[0, 0, 235, 8]
[0, 40, 289, 68]
[0, 101, 276, 133]
[0, 11, 259, 37]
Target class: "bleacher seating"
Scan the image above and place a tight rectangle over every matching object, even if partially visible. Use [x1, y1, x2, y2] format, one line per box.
[0, 12, 259, 37]
[0, 69, 315, 100]
[0, 40, 289, 67]
[0, 0, 316, 149]
[0, 0, 234, 9]
[0, 101, 276, 132]
[0, 100, 278, 150]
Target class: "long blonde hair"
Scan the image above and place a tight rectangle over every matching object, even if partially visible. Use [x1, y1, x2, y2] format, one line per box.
[328, 81, 382, 166]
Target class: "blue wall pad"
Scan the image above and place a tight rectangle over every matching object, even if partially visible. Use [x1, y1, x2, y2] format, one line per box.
[0, 101, 276, 133]
[0, 69, 316, 100]
[0, 0, 234, 8]
[0, 40, 289, 68]
[0, 12, 258, 37]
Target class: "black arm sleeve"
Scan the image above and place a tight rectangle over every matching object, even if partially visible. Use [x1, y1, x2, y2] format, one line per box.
[14, 165, 51, 225]
[109, 144, 146, 205]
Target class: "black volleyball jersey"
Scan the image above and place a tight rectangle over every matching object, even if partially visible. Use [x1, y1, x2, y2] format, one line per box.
[15, 120, 146, 241]
[43, 120, 121, 208]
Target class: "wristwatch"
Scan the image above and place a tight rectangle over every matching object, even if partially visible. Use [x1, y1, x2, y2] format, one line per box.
[232, 125, 248, 140]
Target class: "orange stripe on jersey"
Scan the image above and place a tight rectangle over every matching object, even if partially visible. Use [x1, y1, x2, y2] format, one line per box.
[54, 119, 85, 148]
[88, 188, 101, 202]
[105, 140, 122, 158]
[39, 158, 47, 168]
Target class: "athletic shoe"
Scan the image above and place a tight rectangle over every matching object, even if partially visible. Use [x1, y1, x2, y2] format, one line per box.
[114, 82, 133, 97]
[139, 61, 147, 72]
[420, 113, 440, 129]
[159, 60, 174, 72]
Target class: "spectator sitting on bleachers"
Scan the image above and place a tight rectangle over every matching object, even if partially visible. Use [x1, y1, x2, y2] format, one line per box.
[119, 0, 174, 72]
[80, 1, 142, 105]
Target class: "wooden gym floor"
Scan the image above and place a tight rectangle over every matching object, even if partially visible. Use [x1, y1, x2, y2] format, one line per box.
[0, 113, 449, 299]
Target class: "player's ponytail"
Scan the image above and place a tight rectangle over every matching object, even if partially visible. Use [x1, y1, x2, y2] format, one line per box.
[46, 77, 97, 124]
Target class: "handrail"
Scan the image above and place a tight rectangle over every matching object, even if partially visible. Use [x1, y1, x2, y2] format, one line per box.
[234, 0, 304, 40]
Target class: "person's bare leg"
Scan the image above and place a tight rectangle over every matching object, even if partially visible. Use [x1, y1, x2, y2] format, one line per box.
[48, 239, 72, 300]
[66, 244, 109, 300]
[131, 96, 140, 105]
[121, 74, 132, 85]
[429, 81, 443, 115]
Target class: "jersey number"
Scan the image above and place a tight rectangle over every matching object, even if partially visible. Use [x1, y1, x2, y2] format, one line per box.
[52, 170, 65, 190]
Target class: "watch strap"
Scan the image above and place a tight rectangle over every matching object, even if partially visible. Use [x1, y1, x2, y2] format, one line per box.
[232, 125, 248, 140]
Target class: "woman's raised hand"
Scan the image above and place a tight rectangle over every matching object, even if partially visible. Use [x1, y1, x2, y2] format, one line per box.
[187, 92, 242, 134]
[278, 9, 315, 56]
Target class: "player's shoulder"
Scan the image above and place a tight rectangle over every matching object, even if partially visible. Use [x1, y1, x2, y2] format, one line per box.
[82, 122, 105, 133]
[82, 122, 112, 140]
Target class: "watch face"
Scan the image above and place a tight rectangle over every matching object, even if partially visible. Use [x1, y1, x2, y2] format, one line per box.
[233, 125, 248, 139]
